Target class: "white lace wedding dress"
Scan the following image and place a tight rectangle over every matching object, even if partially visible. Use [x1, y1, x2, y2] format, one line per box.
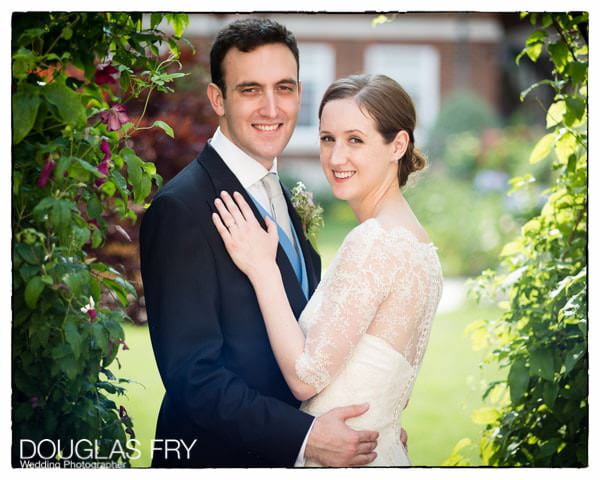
[296, 218, 443, 466]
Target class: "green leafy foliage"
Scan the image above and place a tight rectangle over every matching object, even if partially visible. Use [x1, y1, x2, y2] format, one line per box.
[460, 12, 588, 467]
[12, 12, 189, 465]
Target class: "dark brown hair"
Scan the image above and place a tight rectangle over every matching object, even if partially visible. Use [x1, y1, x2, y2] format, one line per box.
[318, 74, 426, 187]
[210, 18, 299, 98]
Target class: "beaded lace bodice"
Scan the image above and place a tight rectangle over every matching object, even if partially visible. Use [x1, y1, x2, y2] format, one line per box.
[296, 217, 443, 393]
[296, 218, 443, 465]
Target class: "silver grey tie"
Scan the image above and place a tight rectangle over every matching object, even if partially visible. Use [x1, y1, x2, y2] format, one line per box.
[261, 172, 294, 246]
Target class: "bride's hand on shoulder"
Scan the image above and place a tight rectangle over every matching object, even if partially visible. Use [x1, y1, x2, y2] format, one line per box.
[212, 191, 279, 280]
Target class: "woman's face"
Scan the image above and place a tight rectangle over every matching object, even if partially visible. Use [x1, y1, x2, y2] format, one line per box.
[319, 97, 404, 203]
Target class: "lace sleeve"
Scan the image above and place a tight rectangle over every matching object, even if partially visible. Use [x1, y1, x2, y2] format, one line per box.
[295, 221, 397, 393]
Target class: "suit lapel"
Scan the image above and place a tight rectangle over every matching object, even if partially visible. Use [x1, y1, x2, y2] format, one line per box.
[197, 145, 309, 319]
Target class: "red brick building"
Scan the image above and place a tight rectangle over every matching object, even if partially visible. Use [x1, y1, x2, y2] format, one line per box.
[180, 13, 528, 184]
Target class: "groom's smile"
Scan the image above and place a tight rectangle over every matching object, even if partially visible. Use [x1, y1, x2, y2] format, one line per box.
[207, 43, 301, 170]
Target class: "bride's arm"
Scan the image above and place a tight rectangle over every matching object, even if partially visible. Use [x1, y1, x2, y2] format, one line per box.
[248, 262, 317, 401]
[213, 191, 395, 401]
[212, 191, 316, 400]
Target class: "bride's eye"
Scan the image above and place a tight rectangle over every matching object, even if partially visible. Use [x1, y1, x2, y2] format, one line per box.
[349, 136, 364, 144]
[320, 135, 334, 143]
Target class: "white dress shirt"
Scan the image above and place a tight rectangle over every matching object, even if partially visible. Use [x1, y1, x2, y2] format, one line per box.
[209, 127, 276, 214]
[208, 127, 315, 466]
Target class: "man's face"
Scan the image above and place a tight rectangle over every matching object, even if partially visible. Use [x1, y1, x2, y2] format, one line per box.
[208, 43, 301, 168]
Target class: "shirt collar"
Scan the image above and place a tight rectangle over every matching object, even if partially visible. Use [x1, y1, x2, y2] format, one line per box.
[208, 127, 278, 189]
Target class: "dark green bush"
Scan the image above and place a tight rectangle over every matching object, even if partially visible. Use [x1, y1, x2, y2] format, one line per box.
[12, 13, 188, 465]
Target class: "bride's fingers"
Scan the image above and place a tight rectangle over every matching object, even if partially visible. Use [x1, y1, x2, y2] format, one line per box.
[220, 191, 245, 226]
[214, 198, 236, 230]
[232, 191, 256, 223]
[211, 212, 231, 244]
[264, 216, 279, 241]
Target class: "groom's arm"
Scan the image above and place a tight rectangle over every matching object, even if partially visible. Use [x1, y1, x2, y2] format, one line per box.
[140, 193, 313, 465]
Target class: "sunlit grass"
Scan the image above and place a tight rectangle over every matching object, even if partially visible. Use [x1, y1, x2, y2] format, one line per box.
[403, 301, 501, 466]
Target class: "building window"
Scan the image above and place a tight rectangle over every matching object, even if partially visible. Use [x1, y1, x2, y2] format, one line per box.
[365, 44, 440, 143]
[286, 43, 335, 153]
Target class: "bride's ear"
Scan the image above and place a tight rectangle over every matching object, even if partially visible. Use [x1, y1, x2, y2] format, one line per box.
[391, 130, 410, 163]
[207, 82, 225, 117]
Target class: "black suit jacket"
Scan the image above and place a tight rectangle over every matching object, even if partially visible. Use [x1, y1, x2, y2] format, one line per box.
[139, 144, 321, 467]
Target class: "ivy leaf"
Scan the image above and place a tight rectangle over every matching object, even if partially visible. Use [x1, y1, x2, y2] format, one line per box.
[568, 61, 587, 85]
[12, 47, 38, 79]
[517, 28, 546, 65]
[102, 276, 136, 305]
[104, 313, 125, 340]
[123, 147, 151, 203]
[91, 227, 103, 248]
[51, 343, 71, 360]
[63, 269, 90, 298]
[12, 93, 40, 144]
[543, 381, 558, 408]
[92, 323, 109, 355]
[49, 199, 75, 234]
[529, 348, 555, 381]
[548, 41, 569, 72]
[152, 120, 174, 138]
[74, 157, 104, 178]
[564, 97, 585, 126]
[508, 357, 529, 403]
[54, 155, 73, 181]
[564, 345, 584, 375]
[58, 354, 78, 380]
[471, 407, 500, 425]
[16, 243, 44, 265]
[64, 320, 82, 360]
[500, 240, 523, 257]
[72, 224, 91, 249]
[555, 131, 578, 165]
[86, 194, 102, 219]
[62, 26, 73, 40]
[165, 13, 189, 38]
[529, 133, 555, 164]
[150, 13, 163, 29]
[111, 170, 129, 198]
[43, 80, 86, 127]
[96, 381, 117, 394]
[546, 100, 566, 128]
[24, 276, 45, 309]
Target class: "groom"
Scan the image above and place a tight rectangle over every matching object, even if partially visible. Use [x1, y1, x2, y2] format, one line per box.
[140, 18, 390, 467]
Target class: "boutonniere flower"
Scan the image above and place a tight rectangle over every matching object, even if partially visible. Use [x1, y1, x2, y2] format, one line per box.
[290, 181, 324, 250]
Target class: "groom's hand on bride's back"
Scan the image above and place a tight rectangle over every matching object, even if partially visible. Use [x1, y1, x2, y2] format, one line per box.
[304, 403, 378, 467]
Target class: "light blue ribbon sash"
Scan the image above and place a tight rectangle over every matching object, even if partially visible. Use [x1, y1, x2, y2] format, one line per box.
[247, 193, 309, 299]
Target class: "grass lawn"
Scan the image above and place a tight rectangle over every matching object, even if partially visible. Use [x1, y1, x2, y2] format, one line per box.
[402, 301, 501, 466]
[112, 298, 501, 467]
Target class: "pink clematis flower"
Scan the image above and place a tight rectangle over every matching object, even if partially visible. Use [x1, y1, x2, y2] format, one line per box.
[37, 158, 56, 188]
[100, 138, 111, 158]
[95, 63, 119, 85]
[99, 103, 129, 131]
[95, 139, 112, 187]
[80, 296, 97, 320]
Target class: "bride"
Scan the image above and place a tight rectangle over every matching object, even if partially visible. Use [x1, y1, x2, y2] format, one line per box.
[212, 74, 443, 466]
